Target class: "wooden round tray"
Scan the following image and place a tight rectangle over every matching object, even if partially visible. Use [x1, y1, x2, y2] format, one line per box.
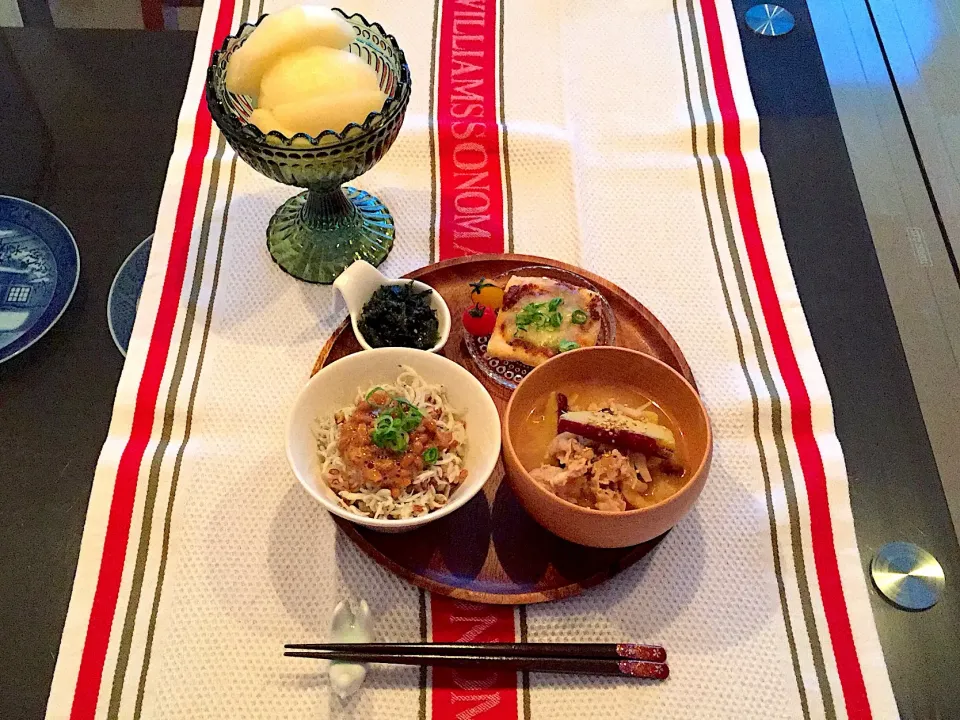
[312, 254, 696, 604]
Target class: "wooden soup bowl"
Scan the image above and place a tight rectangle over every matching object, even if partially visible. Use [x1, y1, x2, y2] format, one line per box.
[502, 347, 712, 548]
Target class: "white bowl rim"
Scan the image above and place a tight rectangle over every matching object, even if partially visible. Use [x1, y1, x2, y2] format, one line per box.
[285, 347, 501, 529]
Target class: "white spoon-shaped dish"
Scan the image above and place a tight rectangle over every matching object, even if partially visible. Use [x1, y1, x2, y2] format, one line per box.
[333, 260, 451, 352]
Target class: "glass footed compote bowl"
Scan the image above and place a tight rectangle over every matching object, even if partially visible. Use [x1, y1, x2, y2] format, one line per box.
[206, 10, 411, 283]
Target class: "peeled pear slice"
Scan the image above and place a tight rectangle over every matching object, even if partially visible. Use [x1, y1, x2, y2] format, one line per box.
[249, 107, 294, 136]
[271, 88, 388, 136]
[225, 5, 354, 97]
[249, 108, 315, 147]
[258, 46, 381, 111]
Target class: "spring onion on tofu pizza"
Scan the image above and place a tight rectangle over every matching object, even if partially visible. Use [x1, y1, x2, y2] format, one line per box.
[485, 276, 604, 366]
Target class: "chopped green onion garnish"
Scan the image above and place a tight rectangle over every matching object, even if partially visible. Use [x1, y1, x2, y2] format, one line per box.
[369, 396, 423, 451]
[394, 398, 420, 414]
[571, 309, 588, 325]
[515, 301, 545, 329]
[370, 428, 394, 447]
[398, 414, 422, 432]
[558, 340, 579, 352]
[422, 446, 440, 464]
[386, 431, 409, 453]
[365, 386, 387, 402]
[516, 299, 568, 333]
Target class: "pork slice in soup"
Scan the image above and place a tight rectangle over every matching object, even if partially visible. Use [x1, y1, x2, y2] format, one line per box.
[517, 384, 687, 511]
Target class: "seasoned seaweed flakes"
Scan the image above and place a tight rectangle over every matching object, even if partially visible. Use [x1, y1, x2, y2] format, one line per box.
[357, 283, 440, 350]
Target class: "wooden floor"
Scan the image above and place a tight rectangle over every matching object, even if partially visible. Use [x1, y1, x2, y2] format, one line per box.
[807, 0, 960, 534]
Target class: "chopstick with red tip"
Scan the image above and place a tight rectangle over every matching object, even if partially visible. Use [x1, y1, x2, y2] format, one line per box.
[282, 642, 669, 680]
[285, 642, 666, 663]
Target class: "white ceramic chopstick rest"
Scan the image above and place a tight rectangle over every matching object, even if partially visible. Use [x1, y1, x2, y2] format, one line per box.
[328, 599, 374, 699]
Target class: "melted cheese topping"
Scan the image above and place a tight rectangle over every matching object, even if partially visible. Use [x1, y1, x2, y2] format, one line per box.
[486, 276, 603, 365]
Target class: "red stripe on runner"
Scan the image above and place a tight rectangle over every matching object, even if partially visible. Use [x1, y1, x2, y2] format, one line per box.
[436, 0, 505, 257]
[431, 596, 518, 720]
[434, 0, 516, 718]
[68, 3, 236, 717]
[697, 0, 871, 716]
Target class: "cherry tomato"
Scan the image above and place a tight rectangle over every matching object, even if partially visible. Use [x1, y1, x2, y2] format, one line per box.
[462, 304, 497, 336]
[469, 278, 504, 311]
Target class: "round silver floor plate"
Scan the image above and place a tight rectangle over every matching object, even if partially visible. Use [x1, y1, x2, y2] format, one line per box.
[871, 542, 945, 611]
[745, 4, 796, 36]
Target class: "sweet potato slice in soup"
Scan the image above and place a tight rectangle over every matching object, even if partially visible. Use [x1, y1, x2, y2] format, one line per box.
[557, 410, 676, 458]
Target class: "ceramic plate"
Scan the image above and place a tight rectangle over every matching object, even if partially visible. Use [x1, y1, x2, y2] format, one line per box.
[108, 235, 152, 356]
[0, 196, 80, 364]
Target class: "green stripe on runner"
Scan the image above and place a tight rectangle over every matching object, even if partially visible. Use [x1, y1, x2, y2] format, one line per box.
[423, 7, 440, 711]
[106, 129, 232, 719]
[671, 2, 810, 716]
[121, 0, 255, 710]
[422, 0, 438, 701]
[498, 0, 514, 254]
[132, 152, 239, 718]
[680, 0, 835, 715]
[427, 0, 441, 264]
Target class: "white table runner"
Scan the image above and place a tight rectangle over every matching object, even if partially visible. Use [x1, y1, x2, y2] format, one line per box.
[47, 0, 898, 718]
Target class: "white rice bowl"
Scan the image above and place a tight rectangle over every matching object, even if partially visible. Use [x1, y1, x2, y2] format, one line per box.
[286, 347, 502, 533]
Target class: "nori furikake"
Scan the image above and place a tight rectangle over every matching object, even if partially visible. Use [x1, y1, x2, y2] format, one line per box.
[357, 283, 440, 350]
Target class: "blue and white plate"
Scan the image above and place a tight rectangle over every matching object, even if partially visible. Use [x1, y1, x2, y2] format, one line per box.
[0, 196, 80, 364]
[108, 235, 152, 356]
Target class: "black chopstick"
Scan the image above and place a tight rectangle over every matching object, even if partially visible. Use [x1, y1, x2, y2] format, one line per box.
[284, 650, 668, 680]
[283, 642, 666, 663]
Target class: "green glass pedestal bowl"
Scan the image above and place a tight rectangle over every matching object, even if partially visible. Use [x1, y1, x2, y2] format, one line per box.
[206, 10, 411, 283]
